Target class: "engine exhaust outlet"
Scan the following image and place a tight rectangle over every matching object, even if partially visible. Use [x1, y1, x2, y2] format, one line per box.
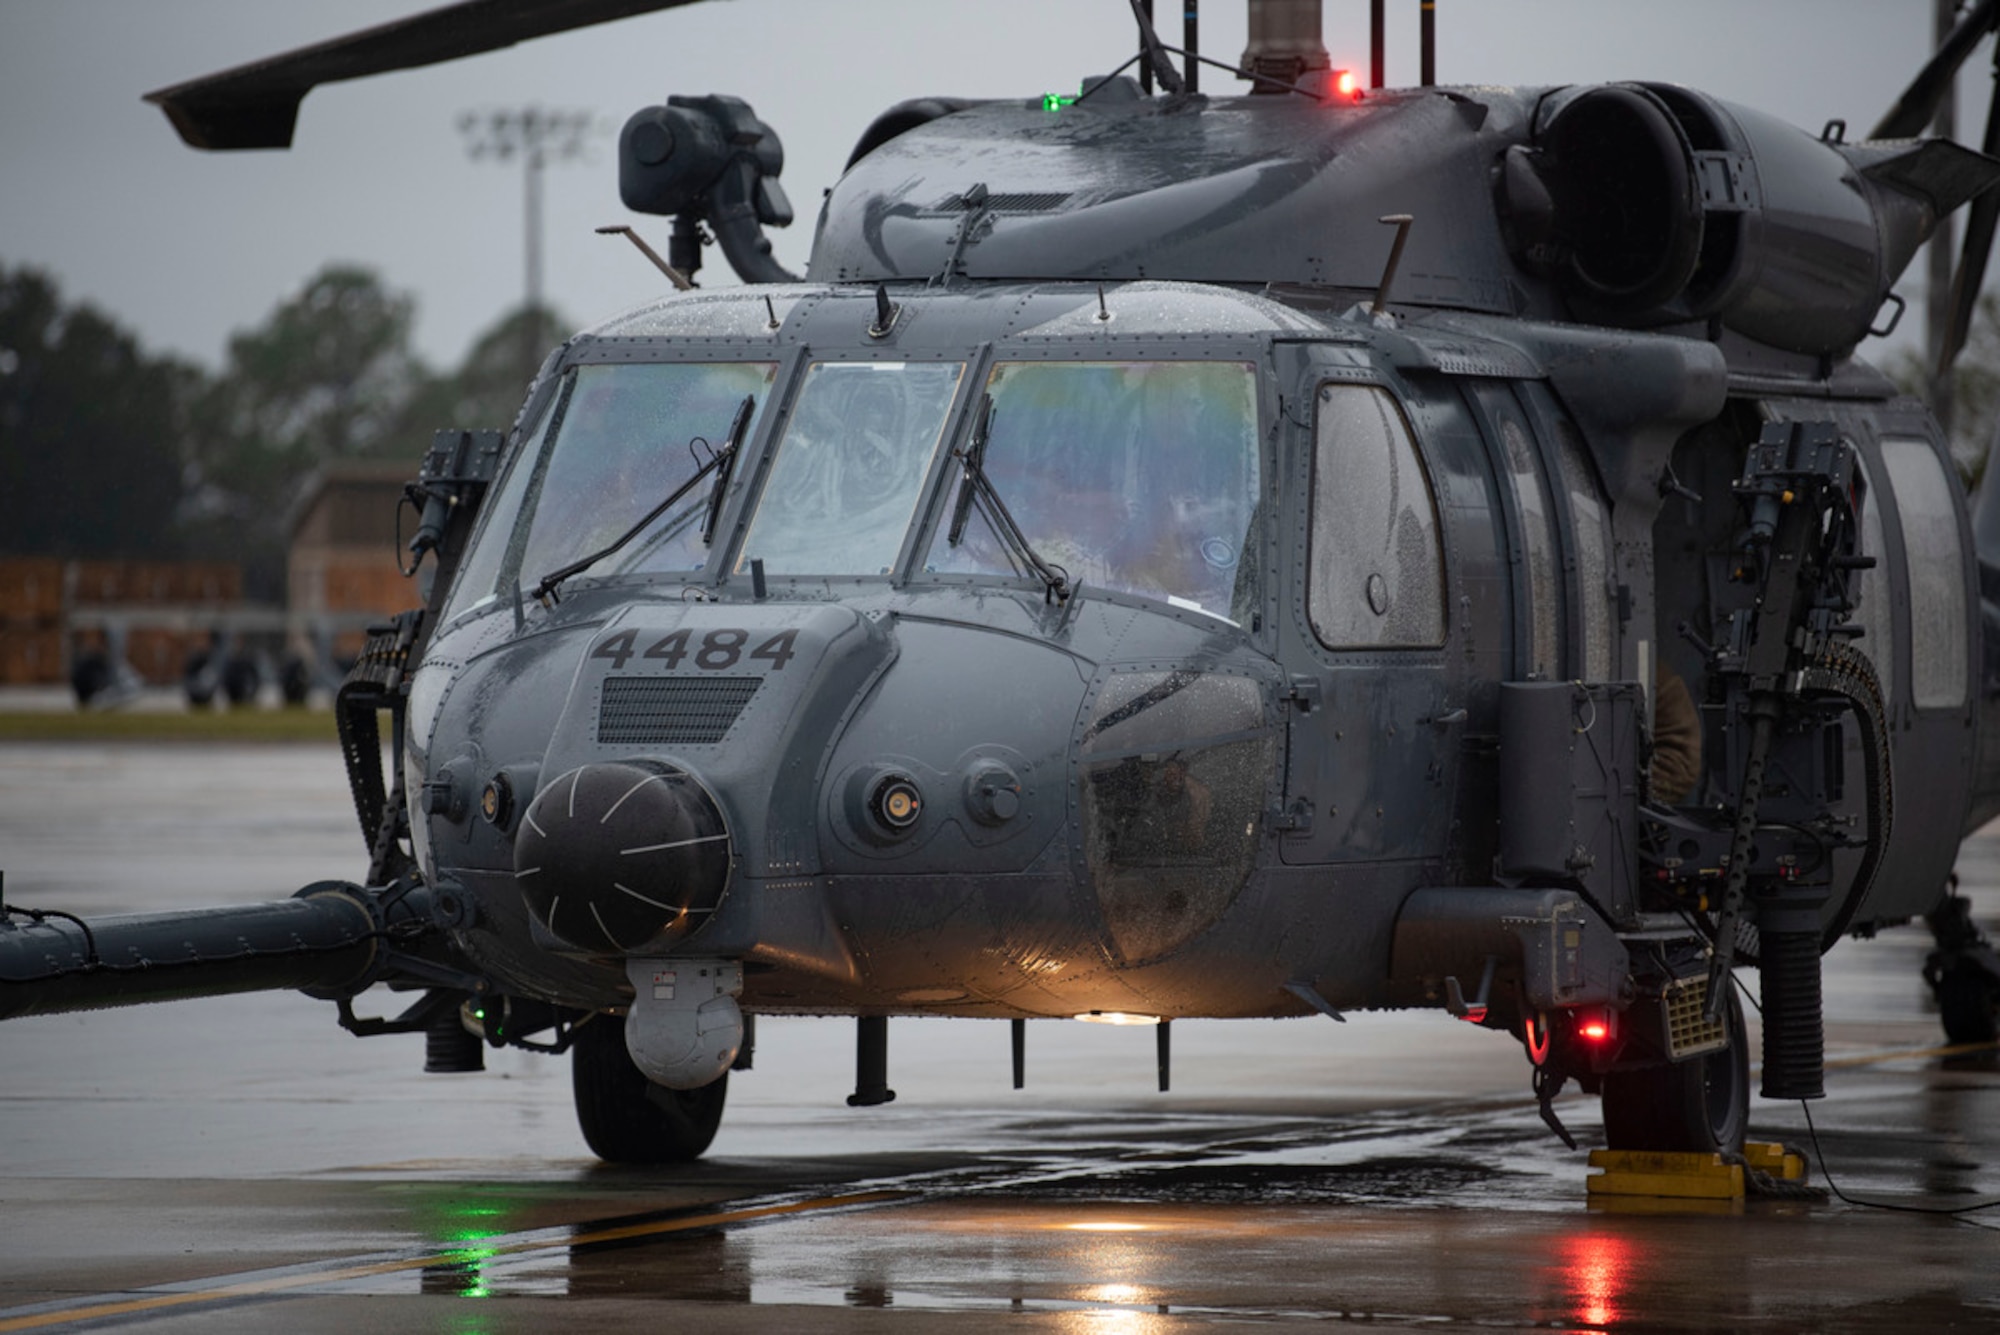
[1758, 888, 1827, 1100]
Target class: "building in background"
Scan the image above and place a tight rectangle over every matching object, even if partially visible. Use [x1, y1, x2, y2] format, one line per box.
[0, 558, 240, 686]
[0, 463, 417, 700]
[287, 461, 418, 665]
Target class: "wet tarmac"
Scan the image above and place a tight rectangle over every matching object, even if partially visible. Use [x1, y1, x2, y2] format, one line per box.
[1, 739, 1997, 1332]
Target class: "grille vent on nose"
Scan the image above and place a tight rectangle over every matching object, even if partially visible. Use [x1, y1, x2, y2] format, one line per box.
[598, 675, 760, 745]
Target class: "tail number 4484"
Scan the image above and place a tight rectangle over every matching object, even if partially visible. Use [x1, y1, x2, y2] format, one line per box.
[591, 628, 798, 672]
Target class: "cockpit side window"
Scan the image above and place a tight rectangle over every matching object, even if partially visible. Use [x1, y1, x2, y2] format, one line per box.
[440, 386, 560, 624]
[1308, 384, 1445, 648]
[924, 360, 1262, 623]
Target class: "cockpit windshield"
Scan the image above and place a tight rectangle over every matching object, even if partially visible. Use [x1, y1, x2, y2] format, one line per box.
[443, 361, 777, 620]
[737, 361, 965, 576]
[925, 361, 1261, 621]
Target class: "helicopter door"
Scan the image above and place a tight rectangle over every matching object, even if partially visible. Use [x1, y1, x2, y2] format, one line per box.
[1525, 386, 1619, 684]
[1281, 382, 1454, 865]
[1468, 382, 1564, 681]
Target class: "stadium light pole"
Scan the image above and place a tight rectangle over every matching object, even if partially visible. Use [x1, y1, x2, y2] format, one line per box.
[457, 107, 595, 380]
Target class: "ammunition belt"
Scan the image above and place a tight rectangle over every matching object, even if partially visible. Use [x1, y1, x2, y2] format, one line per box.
[335, 609, 425, 886]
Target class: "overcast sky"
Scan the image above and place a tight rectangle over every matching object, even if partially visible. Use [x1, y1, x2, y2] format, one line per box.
[0, 1, 1981, 373]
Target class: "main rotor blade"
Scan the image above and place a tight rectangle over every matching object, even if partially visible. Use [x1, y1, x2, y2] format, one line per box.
[145, 0, 704, 150]
[1872, 0, 1999, 142]
[1942, 181, 2000, 380]
[1938, 38, 2000, 381]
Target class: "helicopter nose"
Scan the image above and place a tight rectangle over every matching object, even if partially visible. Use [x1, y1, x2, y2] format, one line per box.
[513, 762, 731, 953]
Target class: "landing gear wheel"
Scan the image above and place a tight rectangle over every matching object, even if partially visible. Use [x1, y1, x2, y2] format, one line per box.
[1600, 991, 1749, 1153]
[1934, 960, 2000, 1045]
[571, 1013, 728, 1163]
[279, 654, 312, 707]
[70, 652, 112, 706]
[1924, 887, 2000, 1046]
[221, 654, 261, 705]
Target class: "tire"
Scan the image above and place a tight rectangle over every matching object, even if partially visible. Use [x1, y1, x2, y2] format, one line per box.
[183, 651, 217, 707]
[279, 655, 311, 707]
[1600, 991, 1749, 1154]
[1935, 961, 2000, 1045]
[71, 652, 112, 706]
[221, 654, 261, 705]
[571, 1013, 728, 1164]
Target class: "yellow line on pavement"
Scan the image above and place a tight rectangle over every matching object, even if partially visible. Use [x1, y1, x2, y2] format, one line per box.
[0, 1188, 910, 1332]
[1822, 1038, 2000, 1070]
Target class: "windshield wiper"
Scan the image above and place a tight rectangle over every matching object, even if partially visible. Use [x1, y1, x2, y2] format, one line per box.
[701, 394, 754, 546]
[948, 393, 1070, 604]
[532, 393, 756, 607]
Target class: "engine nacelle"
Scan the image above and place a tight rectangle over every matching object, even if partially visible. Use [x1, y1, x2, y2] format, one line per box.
[1499, 81, 1999, 355]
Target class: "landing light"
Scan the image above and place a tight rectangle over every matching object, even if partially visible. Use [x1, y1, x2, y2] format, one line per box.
[1074, 1011, 1160, 1026]
[870, 774, 924, 830]
[1061, 1222, 1153, 1233]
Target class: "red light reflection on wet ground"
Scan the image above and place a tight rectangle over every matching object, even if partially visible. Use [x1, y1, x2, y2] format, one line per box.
[1561, 1230, 1636, 1328]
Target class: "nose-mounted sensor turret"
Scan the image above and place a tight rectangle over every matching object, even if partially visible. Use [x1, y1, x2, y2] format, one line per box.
[513, 762, 731, 954]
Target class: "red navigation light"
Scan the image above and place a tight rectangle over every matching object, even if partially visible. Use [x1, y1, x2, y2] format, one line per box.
[1576, 1009, 1616, 1043]
[1335, 69, 1359, 100]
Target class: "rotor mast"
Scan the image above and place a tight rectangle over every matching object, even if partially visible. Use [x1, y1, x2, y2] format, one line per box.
[1235, 0, 1433, 94]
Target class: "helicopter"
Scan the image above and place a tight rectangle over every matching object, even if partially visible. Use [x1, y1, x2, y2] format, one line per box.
[5, 0, 2000, 1167]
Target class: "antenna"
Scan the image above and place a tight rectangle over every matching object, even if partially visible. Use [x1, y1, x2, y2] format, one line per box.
[1421, 0, 1436, 87]
[595, 224, 693, 290]
[1139, 0, 1154, 94]
[1372, 0, 1385, 88]
[868, 283, 901, 339]
[1183, 0, 1199, 93]
[1372, 213, 1414, 317]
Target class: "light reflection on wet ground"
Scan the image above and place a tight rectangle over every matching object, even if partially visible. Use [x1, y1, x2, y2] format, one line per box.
[1, 741, 1997, 1331]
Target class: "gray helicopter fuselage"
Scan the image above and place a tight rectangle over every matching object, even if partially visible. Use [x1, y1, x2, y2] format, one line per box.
[404, 274, 1982, 1025]
[19, 1, 1992, 1157]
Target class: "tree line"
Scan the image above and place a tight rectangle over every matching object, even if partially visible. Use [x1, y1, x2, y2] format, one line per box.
[0, 263, 564, 600]
[5, 260, 1997, 608]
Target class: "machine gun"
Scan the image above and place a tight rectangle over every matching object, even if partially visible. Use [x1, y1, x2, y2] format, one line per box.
[1646, 420, 1892, 1100]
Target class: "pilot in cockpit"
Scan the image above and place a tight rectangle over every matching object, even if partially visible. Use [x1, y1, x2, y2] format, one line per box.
[1112, 384, 1249, 613]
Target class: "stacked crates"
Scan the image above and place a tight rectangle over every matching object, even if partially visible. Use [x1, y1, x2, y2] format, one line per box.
[0, 559, 244, 686]
[0, 559, 64, 684]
